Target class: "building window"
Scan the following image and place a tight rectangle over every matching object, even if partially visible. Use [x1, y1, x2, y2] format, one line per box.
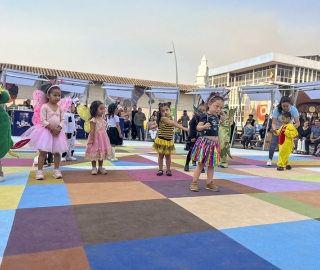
[277, 64, 293, 83]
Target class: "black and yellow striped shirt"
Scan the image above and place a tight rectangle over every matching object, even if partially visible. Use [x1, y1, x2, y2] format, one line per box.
[158, 116, 174, 140]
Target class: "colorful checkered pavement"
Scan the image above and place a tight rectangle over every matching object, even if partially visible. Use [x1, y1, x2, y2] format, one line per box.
[1, 139, 320, 270]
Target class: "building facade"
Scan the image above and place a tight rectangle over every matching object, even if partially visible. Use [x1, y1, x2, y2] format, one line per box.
[206, 52, 320, 123]
[197, 52, 320, 122]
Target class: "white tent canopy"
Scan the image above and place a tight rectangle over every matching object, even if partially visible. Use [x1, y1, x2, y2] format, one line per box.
[146, 87, 180, 101]
[232, 85, 282, 151]
[292, 81, 320, 103]
[102, 83, 135, 99]
[56, 77, 92, 94]
[239, 85, 282, 102]
[185, 87, 229, 104]
[1, 69, 48, 88]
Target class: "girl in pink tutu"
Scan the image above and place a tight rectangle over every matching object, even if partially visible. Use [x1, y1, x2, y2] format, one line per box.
[85, 100, 112, 175]
[21, 85, 69, 180]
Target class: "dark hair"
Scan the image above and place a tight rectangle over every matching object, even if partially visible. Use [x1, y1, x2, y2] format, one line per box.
[249, 114, 253, 117]
[157, 102, 171, 125]
[277, 96, 291, 114]
[90, 100, 104, 118]
[152, 110, 157, 116]
[108, 103, 118, 119]
[282, 111, 292, 119]
[206, 92, 224, 110]
[41, 84, 61, 103]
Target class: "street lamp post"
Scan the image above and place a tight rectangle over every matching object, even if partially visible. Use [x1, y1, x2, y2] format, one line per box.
[167, 41, 179, 123]
[167, 41, 178, 87]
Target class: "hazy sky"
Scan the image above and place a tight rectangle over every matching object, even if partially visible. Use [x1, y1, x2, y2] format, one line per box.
[1, 0, 319, 85]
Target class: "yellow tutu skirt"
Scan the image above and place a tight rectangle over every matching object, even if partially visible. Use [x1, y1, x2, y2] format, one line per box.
[152, 137, 175, 155]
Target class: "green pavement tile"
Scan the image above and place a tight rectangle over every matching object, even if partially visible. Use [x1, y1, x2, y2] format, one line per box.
[250, 193, 320, 218]
[3, 167, 32, 173]
[284, 176, 320, 183]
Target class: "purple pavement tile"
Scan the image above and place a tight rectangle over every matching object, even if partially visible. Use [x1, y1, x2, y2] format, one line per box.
[228, 165, 261, 169]
[4, 206, 82, 256]
[1, 158, 34, 166]
[233, 158, 266, 166]
[230, 177, 320, 192]
[118, 155, 157, 165]
[143, 180, 240, 198]
[126, 169, 193, 181]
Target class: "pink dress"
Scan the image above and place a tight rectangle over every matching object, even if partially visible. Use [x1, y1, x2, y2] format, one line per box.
[21, 104, 68, 153]
[85, 117, 112, 161]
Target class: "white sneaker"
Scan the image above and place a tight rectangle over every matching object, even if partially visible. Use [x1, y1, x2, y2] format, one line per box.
[0, 175, 4, 182]
[66, 157, 77, 161]
[110, 158, 118, 162]
[267, 159, 272, 166]
[61, 157, 67, 162]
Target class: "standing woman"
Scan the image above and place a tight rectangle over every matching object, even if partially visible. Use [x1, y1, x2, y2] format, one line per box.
[267, 96, 300, 166]
[180, 110, 190, 142]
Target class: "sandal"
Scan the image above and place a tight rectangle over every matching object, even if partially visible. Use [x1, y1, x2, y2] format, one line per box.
[166, 170, 172, 176]
[156, 170, 163, 176]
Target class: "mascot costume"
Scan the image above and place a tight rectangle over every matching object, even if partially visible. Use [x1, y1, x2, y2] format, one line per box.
[218, 94, 236, 168]
[0, 85, 30, 182]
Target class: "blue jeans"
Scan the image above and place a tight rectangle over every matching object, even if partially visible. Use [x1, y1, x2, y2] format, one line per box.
[268, 133, 279, 160]
[174, 133, 182, 143]
[136, 125, 145, 140]
[242, 136, 251, 146]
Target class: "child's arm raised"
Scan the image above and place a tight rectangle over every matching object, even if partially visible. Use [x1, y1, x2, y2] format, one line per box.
[88, 121, 96, 144]
[162, 117, 188, 132]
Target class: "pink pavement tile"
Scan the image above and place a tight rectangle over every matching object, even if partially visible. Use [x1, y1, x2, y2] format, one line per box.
[125, 169, 193, 181]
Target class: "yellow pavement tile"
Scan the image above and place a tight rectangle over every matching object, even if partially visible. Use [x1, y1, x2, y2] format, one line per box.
[27, 171, 64, 185]
[0, 186, 25, 210]
[171, 194, 310, 230]
[234, 167, 318, 178]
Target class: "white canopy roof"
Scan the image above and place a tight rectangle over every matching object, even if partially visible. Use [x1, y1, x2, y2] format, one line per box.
[57, 77, 92, 94]
[185, 87, 228, 101]
[145, 87, 180, 100]
[239, 85, 282, 101]
[292, 81, 320, 100]
[102, 83, 135, 99]
[0, 69, 48, 86]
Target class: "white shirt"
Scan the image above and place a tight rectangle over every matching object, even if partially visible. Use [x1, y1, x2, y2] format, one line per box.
[107, 115, 119, 127]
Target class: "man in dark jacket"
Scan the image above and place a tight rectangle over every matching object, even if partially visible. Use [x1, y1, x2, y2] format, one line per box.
[131, 105, 138, 140]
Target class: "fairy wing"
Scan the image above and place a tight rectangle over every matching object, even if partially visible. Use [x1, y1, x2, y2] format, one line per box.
[33, 90, 46, 107]
[77, 104, 91, 133]
[58, 97, 72, 112]
[32, 90, 46, 125]
[193, 105, 203, 118]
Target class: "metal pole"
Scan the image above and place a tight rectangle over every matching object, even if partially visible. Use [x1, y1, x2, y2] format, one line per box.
[171, 41, 178, 123]
[263, 88, 274, 151]
[172, 41, 178, 88]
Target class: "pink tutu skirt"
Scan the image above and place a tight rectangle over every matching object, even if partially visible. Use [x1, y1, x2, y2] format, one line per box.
[21, 125, 68, 153]
[85, 131, 112, 161]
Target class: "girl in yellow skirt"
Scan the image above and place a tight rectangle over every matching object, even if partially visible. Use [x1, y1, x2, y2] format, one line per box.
[152, 102, 189, 176]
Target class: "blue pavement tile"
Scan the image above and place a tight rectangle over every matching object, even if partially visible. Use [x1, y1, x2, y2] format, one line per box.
[240, 155, 309, 161]
[85, 230, 279, 270]
[18, 184, 71, 209]
[0, 172, 29, 186]
[0, 210, 16, 257]
[215, 172, 256, 179]
[109, 161, 157, 167]
[222, 220, 320, 270]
